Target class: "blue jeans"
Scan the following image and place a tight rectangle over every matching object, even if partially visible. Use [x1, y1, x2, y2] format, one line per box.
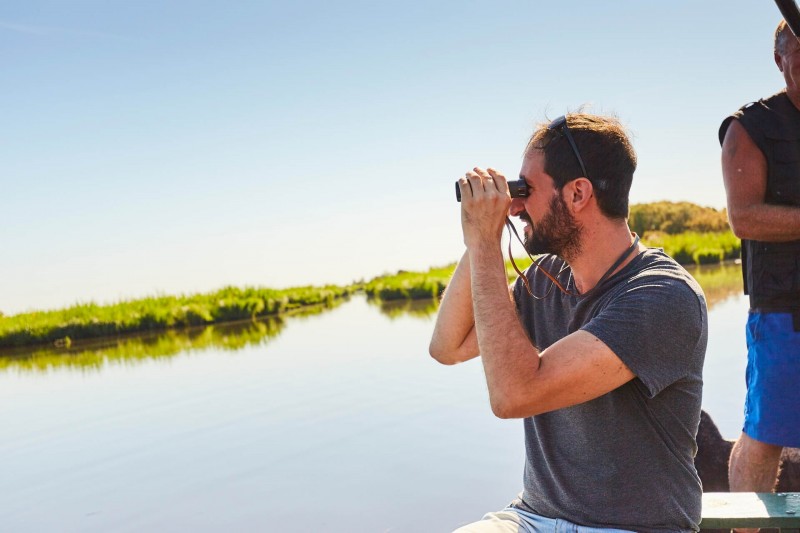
[452, 504, 636, 533]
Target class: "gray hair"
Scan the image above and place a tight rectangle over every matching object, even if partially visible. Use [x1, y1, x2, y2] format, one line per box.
[775, 20, 796, 55]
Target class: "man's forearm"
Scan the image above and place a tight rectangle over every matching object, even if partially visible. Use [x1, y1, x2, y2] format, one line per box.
[729, 203, 800, 242]
[429, 250, 479, 364]
[470, 244, 540, 417]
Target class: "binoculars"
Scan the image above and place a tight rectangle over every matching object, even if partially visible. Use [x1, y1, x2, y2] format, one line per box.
[455, 179, 530, 202]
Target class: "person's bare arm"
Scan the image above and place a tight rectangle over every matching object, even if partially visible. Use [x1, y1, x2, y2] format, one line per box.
[428, 250, 481, 365]
[469, 240, 635, 419]
[722, 119, 800, 241]
[458, 167, 635, 418]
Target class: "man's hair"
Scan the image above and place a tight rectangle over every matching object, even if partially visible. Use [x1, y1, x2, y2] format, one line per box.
[775, 19, 795, 55]
[524, 113, 637, 219]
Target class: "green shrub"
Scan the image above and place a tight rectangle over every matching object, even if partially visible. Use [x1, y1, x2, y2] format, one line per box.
[642, 230, 739, 265]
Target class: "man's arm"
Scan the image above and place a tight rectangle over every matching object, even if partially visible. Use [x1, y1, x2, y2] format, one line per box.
[469, 240, 635, 419]
[455, 167, 636, 419]
[428, 250, 480, 365]
[722, 119, 800, 241]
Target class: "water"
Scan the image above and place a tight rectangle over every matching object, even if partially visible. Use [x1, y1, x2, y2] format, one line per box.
[0, 284, 750, 532]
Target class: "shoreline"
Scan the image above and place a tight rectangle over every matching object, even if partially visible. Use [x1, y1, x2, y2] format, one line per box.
[0, 230, 741, 350]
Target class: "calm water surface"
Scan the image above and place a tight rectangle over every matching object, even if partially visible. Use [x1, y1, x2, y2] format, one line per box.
[0, 271, 749, 532]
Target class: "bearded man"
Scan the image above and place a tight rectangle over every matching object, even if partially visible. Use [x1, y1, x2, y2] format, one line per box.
[429, 113, 708, 532]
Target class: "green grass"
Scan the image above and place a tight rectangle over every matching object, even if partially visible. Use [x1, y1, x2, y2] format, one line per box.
[0, 253, 745, 365]
[0, 231, 740, 349]
[362, 231, 741, 304]
[362, 256, 534, 302]
[0, 285, 353, 349]
[641, 230, 740, 265]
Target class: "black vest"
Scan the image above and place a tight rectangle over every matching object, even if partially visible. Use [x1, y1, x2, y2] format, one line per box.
[719, 91, 800, 310]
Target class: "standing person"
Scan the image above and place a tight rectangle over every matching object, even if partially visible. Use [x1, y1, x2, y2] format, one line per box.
[430, 112, 707, 532]
[720, 19, 800, 511]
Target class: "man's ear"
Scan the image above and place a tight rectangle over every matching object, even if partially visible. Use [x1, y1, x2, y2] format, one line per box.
[564, 177, 593, 213]
[776, 50, 784, 71]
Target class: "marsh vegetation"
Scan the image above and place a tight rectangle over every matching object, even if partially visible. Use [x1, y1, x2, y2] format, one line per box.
[0, 202, 738, 349]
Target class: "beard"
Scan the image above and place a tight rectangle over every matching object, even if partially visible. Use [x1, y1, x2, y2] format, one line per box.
[520, 194, 583, 261]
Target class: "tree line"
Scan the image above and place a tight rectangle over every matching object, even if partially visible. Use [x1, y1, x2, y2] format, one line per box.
[629, 201, 730, 235]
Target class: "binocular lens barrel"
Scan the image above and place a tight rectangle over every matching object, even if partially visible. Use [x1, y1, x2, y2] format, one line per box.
[455, 179, 530, 202]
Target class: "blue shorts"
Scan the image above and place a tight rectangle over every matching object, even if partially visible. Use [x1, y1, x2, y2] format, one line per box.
[743, 311, 800, 447]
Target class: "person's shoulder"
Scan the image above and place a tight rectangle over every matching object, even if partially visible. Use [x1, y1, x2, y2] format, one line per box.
[719, 98, 759, 144]
[736, 90, 786, 113]
[719, 91, 787, 146]
[626, 249, 706, 304]
[759, 89, 790, 109]
[738, 90, 796, 121]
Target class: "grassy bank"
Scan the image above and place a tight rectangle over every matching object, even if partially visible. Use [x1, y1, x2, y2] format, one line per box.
[362, 257, 534, 302]
[0, 230, 740, 350]
[641, 230, 740, 265]
[363, 231, 741, 302]
[0, 285, 352, 350]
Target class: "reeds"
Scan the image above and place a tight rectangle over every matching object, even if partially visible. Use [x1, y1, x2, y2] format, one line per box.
[362, 257, 534, 302]
[0, 285, 352, 349]
[0, 231, 740, 349]
[641, 230, 740, 265]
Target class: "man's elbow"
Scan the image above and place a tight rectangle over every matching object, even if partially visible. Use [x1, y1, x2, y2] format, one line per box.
[489, 393, 539, 419]
[428, 343, 460, 365]
[490, 400, 516, 419]
[727, 210, 756, 240]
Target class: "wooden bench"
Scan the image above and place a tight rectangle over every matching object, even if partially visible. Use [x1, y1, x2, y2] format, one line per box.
[701, 492, 800, 531]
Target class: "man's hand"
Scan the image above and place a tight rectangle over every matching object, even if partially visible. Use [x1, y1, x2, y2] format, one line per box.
[458, 167, 512, 249]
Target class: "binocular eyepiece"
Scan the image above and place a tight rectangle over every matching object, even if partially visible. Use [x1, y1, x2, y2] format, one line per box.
[455, 179, 530, 202]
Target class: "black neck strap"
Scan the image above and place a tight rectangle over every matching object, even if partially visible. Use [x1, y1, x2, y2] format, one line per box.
[593, 234, 640, 289]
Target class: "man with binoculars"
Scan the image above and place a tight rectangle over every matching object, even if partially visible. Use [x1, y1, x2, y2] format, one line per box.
[430, 113, 708, 532]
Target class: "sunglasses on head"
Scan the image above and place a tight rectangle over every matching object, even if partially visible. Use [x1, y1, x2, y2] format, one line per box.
[548, 115, 592, 184]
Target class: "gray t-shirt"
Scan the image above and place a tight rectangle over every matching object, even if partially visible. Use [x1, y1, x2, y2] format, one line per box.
[512, 248, 707, 532]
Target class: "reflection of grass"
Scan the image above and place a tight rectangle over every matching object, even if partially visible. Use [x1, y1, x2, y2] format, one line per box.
[0, 302, 338, 373]
[0, 285, 352, 349]
[684, 261, 743, 310]
[367, 297, 439, 320]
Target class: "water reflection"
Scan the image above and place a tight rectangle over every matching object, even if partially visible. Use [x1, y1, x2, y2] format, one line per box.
[0, 269, 750, 532]
[366, 296, 438, 319]
[684, 261, 742, 309]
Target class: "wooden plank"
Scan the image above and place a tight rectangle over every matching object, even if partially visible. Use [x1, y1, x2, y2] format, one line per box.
[701, 492, 800, 529]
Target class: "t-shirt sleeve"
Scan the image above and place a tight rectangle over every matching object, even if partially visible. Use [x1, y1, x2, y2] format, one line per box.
[581, 277, 706, 398]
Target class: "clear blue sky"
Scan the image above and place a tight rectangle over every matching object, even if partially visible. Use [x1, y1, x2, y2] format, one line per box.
[0, 1, 788, 314]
